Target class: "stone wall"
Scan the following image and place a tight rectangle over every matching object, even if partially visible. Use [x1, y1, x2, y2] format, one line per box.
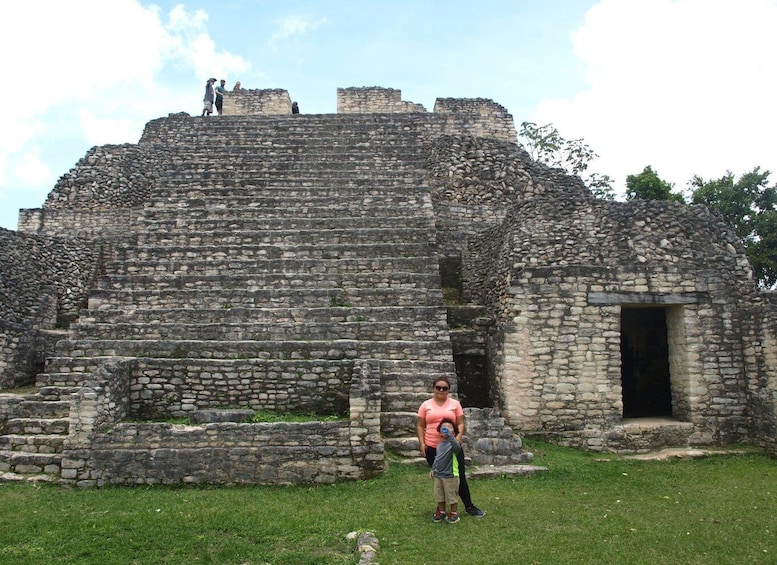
[3, 85, 776, 464]
[337, 87, 426, 113]
[750, 293, 777, 455]
[0, 307, 55, 388]
[0, 229, 99, 326]
[425, 134, 592, 256]
[222, 88, 292, 115]
[0, 229, 100, 387]
[61, 361, 384, 486]
[434, 98, 517, 143]
[129, 359, 353, 420]
[466, 196, 761, 451]
[43, 144, 159, 210]
[17, 142, 168, 240]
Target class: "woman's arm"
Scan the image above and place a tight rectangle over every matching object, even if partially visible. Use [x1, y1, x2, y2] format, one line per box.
[456, 414, 465, 443]
[416, 416, 427, 456]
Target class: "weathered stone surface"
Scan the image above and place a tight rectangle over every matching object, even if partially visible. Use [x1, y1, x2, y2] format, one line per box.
[0, 85, 774, 488]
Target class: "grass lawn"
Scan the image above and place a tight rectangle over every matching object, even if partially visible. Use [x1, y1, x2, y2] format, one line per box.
[0, 440, 774, 564]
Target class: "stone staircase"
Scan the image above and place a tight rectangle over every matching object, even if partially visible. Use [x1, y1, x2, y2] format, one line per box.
[0, 389, 71, 480]
[1, 113, 456, 479]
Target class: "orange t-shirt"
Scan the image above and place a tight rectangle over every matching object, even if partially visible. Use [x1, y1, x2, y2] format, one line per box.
[417, 397, 464, 448]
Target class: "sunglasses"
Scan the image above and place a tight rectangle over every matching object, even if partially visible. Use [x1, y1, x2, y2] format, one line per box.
[434, 385, 450, 391]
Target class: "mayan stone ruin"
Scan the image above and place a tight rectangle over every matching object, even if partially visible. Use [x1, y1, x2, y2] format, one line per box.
[0, 86, 775, 486]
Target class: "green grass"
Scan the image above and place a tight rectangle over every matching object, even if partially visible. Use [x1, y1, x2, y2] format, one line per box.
[0, 440, 774, 564]
[250, 410, 344, 423]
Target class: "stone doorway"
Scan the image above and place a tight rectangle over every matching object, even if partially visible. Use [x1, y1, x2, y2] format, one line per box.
[620, 306, 673, 418]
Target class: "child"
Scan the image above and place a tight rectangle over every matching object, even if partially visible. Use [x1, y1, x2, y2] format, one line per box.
[429, 418, 462, 523]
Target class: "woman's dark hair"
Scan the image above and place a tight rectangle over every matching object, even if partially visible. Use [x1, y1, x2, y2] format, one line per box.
[432, 376, 451, 388]
[436, 417, 459, 436]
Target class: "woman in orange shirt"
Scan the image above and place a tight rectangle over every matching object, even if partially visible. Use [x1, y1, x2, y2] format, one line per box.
[416, 375, 486, 518]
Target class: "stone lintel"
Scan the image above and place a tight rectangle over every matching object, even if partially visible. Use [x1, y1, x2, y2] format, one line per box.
[587, 292, 702, 305]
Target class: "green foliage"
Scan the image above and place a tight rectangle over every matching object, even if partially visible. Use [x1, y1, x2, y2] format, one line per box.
[518, 121, 615, 200]
[690, 167, 777, 288]
[626, 165, 685, 203]
[0, 442, 774, 564]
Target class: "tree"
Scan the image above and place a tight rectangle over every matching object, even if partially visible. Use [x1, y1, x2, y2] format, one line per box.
[518, 121, 615, 200]
[690, 167, 777, 288]
[625, 165, 685, 203]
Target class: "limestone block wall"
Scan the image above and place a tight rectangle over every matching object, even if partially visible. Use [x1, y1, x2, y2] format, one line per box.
[468, 197, 760, 450]
[425, 134, 592, 256]
[434, 97, 517, 143]
[42, 144, 158, 210]
[0, 228, 102, 386]
[17, 142, 168, 239]
[129, 359, 353, 420]
[337, 87, 426, 113]
[0, 301, 56, 388]
[222, 88, 292, 115]
[750, 293, 777, 455]
[61, 361, 384, 486]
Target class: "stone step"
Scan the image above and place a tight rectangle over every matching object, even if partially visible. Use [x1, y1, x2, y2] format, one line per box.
[155, 129, 425, 147]
[383, 436, 421, 458]
[36, 371, 91, 389]
[0, 434, 66, 453]
[381, 391, 435, 413]
[377, 360, 457, 393]
[96, 272, 440, 292]
[143, 116, 430, 147]
[104, 255, 439, 276]
[143, 191, 429, 209]
[152, 177, 426, 195]
[81, 305, 445, 325]
[149, 183, 429, 199]
[201, 138, 423, 152]
[6, 399, 71, 419]
[35, 386, 81, 400]
[138, 202, 431, 221]
[52, 338, 454, 362]
[112, 241, 436, 262]
[0, 450, 62, 475]
[4, 418, 69, 435]
[70, 319, 451, 342]
[153, 170, 425, 187]
[132, 227, 434, 247]
[45, 355, 453, 376]
[86, 287, 442, 310]
[138, 214, 434, 233]
[381, 411, 419, 438]
[158, 155, 422, 171]
[167, 126, 426, 144]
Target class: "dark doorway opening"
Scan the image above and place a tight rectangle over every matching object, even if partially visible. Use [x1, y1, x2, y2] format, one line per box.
[454, 353, 491, 408]
[620, 307, 673, 418]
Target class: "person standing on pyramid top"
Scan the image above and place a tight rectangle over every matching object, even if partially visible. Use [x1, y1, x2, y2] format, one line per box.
[202, 78, 216, 116]
[215, 79, 227, 115]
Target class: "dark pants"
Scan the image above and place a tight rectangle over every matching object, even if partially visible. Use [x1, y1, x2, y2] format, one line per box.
[425, 446, 474, 509]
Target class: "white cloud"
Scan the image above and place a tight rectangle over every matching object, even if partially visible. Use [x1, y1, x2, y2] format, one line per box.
[12, 152, 53, 188]
[0, 1, 250, 229]
[268, 15, 329, 50]
[532, 0, 777, 196]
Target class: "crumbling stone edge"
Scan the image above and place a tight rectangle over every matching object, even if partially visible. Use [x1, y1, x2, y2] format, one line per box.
[348, 531, 380, 565]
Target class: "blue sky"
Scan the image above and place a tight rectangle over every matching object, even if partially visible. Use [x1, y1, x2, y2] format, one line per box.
[1, 0, 776, 231]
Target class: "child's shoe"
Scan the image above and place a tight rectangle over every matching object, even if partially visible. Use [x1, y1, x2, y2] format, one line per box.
[445, 512, 460, 523]
[432, 510, 446, 522]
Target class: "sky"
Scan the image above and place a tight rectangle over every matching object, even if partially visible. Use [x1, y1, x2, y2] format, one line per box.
[1, 0, 776, 231]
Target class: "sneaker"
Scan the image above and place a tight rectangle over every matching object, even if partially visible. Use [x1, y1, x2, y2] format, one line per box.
[432, 510, 446, 522]
[445, 512, 460, 523]
[465, 506, 486, 518]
